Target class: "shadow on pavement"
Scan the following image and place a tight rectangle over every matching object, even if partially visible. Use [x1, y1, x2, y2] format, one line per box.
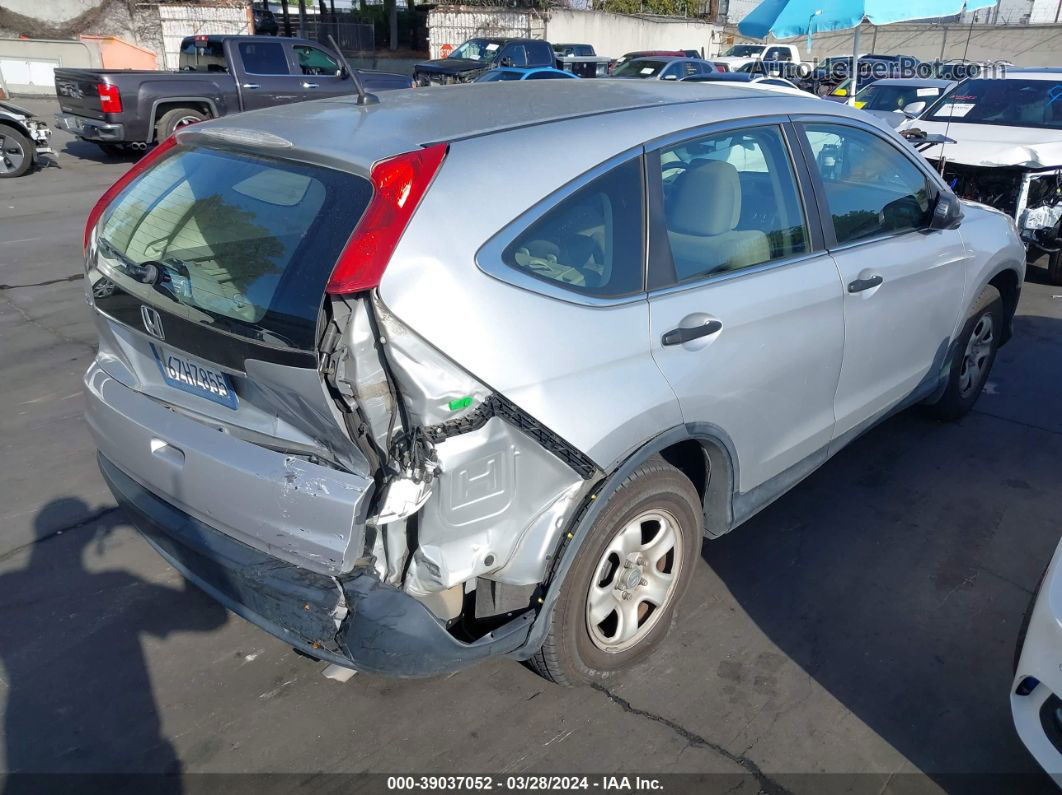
[0, 498, 227, 792]
[701, 313, 1062, 791]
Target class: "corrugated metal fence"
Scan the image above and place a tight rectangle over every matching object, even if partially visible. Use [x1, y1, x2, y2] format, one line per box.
[158, 4, 252, 69]
[428, 8, 546, 59]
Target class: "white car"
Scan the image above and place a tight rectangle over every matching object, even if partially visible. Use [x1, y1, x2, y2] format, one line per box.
[898, 69, 1062, 284]
[1013, 538, 1062, 784]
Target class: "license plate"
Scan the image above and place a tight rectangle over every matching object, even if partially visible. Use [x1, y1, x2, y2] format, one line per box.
[150, 344, 238, 410]
[59, 114, 84, 132]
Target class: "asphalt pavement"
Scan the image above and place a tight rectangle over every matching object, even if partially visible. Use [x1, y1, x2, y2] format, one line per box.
[1, 98, 1060, 793]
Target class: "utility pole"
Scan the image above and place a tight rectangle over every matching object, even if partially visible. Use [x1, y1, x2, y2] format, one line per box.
[297, 0, 307, 38]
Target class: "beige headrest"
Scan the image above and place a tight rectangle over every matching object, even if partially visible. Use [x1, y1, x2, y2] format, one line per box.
[667, 160, 741, 237]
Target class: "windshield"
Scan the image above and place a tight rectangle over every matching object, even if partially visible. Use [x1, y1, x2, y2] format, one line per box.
[923, 78, 1062, 129]
[96, 147, 371, 350]
[856, 83, 941, 111]
[614, 60, 666, 78]
[723, 45, 764, 57]
[448, 39, 503, 62]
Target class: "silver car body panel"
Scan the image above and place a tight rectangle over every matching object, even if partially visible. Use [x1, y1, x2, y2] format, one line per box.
[647, 253, 845, 492]
[404, 416, 584, 594]
[84, 363, 374, 575]
[90, 309, 368, 470]
[829, 227, 971, 440]
[175, 80, 778, 176]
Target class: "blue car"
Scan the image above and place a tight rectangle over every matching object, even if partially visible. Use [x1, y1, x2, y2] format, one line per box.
[474, 67, 578, 82]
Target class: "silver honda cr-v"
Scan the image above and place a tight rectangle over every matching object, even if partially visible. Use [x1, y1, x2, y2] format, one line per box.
[83, 80, 1026, 684]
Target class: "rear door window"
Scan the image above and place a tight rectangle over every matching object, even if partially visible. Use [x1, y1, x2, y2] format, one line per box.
[238, 42, 289, 75]
[96, 146, 371, 350]
[653, 125, 808, 285]
[499, 157, 644, 298]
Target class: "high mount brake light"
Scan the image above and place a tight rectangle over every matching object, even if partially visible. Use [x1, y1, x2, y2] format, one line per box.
[326, 143, 448, 295]
[83, 136, 179, 252]
[97, 83, 122, 113]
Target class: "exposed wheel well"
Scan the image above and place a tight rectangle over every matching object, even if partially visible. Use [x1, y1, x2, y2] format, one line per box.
[0, 120, 30, 139]
[658, 436, 735, 538]
[989, 268, 1020, 345]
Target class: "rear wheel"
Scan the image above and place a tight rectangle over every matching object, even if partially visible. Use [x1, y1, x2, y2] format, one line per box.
[527, 456, 701, 685]
[155, 107, 206, 141]
[0, 126, 33, 178]
[927, 285, 1002, 421]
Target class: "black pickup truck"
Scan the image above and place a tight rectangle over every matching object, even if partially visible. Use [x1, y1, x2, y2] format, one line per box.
[413, 38, 557, 85]
[54, 35, 412, 153]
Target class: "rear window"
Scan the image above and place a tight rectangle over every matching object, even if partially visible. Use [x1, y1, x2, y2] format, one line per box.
[96, 146, 371, 350]
[179, 39, 228, 73]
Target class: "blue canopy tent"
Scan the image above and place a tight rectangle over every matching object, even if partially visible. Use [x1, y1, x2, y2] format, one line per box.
[738, 0, 999, 103]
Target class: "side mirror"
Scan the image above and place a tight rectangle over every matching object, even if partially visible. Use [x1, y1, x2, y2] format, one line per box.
[902, 100, 925, 117]
[930, 192, 963, 230]
[500, 56, 514, 68]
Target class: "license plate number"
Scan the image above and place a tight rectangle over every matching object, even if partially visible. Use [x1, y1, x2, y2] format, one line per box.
[150, 344, 238, 410]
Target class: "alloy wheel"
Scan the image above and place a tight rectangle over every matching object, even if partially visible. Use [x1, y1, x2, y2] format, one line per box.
[959, 313, 994, 398]
[0, 133, 26, 175]
[586, 509, 683, 653]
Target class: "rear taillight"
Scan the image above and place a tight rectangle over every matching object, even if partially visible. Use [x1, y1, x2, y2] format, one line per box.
[326, 143, 447, 295]
[97, 83, 122, 113]
[83, 136, 178, 252]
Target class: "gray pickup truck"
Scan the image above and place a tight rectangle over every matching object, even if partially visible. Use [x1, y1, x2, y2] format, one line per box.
[55, 34, 413, 153]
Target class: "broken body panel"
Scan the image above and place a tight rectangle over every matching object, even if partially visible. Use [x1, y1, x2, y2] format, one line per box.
[81, 133, 601, 672]
[903, 120, 1062, 251]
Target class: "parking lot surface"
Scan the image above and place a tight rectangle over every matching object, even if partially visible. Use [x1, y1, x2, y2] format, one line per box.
[1, 98, 1060, 792]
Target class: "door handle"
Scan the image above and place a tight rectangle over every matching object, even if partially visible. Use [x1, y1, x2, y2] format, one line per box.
[301, 81, 319, 88]
[848, 274, 884, 293]
[662, 320, 722, 346]
[241, 83, 260, 89]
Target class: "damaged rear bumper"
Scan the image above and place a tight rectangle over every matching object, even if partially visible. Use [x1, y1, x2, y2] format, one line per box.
[99, 455, 534, 677]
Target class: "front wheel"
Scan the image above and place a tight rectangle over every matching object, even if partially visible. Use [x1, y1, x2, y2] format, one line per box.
[927, 285, 1002, 421]
[527, 456, 702, 685]
[0, 126, 33, 178]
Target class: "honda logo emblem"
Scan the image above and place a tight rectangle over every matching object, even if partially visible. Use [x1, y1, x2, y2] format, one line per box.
[140, 305, 165, 340]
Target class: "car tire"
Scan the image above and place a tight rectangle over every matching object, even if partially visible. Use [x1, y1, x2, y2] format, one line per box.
[1048, 250, 1062, 286]
[926, 284, 1002, 421]
[527, 455, 702, 686]
[155, 107, 207, 141]
[0, 126, 34, 178]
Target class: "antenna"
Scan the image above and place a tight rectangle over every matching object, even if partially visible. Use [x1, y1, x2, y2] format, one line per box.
[327, 33, 378, 106]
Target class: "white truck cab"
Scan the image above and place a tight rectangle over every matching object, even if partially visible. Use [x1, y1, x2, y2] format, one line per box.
[715, 43, 800, 71]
